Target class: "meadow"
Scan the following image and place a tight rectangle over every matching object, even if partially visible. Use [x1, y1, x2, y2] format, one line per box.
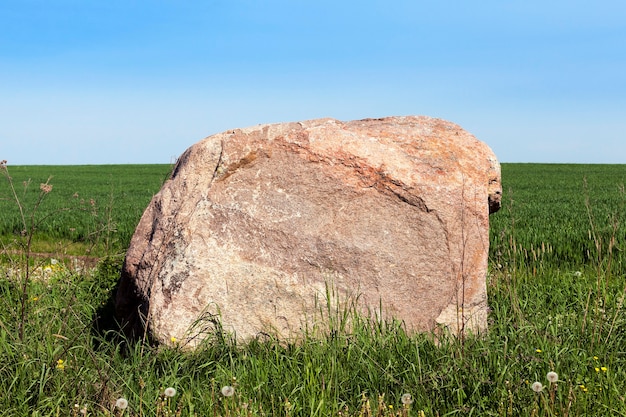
[0, 164, 172, 257]
[1, 162, 625, 416]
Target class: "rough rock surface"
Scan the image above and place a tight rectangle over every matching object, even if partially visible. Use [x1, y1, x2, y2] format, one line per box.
[115, 116, 501, 347]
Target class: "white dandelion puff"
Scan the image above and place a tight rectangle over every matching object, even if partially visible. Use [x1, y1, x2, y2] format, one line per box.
[531, 381, 543, 393]
[115, 397, 129, 410]
[401, 393, 413, 405]
[164, 387, 177, 397]
[546, 371, 558, 383]
[221, 385, 235, 397]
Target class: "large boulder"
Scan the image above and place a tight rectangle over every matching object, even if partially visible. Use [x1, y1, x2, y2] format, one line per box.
[115, 116, 501, 347]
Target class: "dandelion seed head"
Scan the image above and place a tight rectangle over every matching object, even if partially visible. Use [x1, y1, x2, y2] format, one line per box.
[531, 381, 543, 393]
[164, 387, 177, 398]
[221, 385, 235, 397]
[115, 398, 128, 410]
[401, 393, 413, 405]
[546, 371, 558, 383]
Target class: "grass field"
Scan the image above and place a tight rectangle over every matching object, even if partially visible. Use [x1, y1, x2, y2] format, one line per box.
[0, 164, 172, 256]
[490, 164, 626, 273]
[1, 162, 625, 416]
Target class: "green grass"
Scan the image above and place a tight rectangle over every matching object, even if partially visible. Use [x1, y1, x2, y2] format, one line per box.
[490, 164, 626, 272]
[0, 164, 172, 256]
[1, 163, 625, 416]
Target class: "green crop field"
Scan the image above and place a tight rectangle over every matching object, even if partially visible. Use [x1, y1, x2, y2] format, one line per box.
[490, 163, 626, 272]
[1, 162, 625, 416]
[0, 164, 172, 256]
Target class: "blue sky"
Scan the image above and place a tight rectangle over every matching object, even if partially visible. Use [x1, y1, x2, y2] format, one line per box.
[1, 0, 625, 164]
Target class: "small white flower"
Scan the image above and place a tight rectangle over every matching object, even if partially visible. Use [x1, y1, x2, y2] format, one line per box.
[401, 393, 413, 405]
[115, 397, 129, 410]
[531, 381, 543, 393]
[164, 387, 177, 398]
[546, 371, 558, 383]
[221, 385, 235, 397]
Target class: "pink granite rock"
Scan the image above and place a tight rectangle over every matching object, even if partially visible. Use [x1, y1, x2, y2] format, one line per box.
[115, 116, 501, 347]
